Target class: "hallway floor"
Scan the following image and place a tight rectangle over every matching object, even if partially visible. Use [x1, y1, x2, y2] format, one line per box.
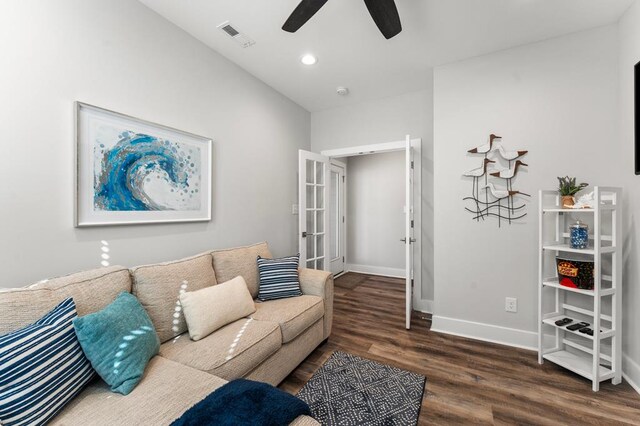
[280, 272, 640, 425]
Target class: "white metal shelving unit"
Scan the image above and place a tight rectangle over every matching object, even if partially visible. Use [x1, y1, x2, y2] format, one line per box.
[538, 187, 622, 391]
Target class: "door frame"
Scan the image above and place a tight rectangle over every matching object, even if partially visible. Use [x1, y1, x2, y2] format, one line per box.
[405, 135, 414, 329]
[329, 160, 347, 276]
[320, 138, 424, 310]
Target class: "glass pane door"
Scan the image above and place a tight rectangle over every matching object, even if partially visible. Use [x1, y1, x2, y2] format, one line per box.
[298, 150, 329, 271]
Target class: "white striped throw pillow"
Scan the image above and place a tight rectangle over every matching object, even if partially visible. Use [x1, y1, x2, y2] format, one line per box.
[257, 254, 302, 301]
[0, 298, 96, 426]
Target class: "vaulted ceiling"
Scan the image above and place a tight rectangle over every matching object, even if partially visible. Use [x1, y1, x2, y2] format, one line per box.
[139, 0, 634, 112]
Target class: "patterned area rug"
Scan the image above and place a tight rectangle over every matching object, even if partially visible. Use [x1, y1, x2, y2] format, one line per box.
[297, 351, 426, 425]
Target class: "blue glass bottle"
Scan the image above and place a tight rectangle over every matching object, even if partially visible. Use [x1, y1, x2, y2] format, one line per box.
[570, 220, 589, 249]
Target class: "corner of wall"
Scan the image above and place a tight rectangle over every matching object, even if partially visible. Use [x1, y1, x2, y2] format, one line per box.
[622, 354, 640, 395]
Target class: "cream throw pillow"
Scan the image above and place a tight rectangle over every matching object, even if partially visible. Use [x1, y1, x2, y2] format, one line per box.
[180, 276, 256, 341]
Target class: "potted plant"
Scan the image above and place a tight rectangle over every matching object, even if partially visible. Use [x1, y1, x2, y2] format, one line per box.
[557, 176, 588, 207]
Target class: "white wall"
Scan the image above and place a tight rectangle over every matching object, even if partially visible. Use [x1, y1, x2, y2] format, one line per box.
[311, 87, 434, 301]
[0, 0, 310, 287]
[618, 0, 640, 391]
[311, 88, 432, 152]
[346, 152, 405, 275]
[433, 26, 620, 348]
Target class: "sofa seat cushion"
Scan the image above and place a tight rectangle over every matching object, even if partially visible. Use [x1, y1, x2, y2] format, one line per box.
[252, 295, 324, 343]
[159, 318, 281, 380]
[49, 356, 227, 426]
[51, 356, 320, 426]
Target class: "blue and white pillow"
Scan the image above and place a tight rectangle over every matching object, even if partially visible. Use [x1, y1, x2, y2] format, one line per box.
[257, 254, 303, 301]
[0, 298, 96, 426]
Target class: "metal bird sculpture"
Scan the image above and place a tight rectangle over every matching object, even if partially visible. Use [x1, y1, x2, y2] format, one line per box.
[497, 145, 528, 161]
[464, 133, 529, 227]
[464, 158, 495, 178]
[467, 134, 501, 155]
[490, 160, 528, 179]
[483, 182, 530, 199]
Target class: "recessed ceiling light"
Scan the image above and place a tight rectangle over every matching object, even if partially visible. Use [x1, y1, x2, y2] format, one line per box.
[301, 54, 317, 65]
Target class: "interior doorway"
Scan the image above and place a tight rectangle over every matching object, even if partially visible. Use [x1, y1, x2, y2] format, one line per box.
[298, 136, 422, 329]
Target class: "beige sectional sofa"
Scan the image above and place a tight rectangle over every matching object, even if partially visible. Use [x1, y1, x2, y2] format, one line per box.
[0, 242, 333, 425]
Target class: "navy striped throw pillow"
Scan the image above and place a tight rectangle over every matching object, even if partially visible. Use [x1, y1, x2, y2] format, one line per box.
[257, 254, 302, 301]
[0, 298, 96, 426]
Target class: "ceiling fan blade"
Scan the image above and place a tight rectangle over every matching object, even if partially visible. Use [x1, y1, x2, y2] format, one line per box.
[362, 0, 402, 39]
[282, 0, 329, 33]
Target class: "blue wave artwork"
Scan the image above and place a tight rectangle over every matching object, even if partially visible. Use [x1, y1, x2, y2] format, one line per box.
[93, 130, 201, 212]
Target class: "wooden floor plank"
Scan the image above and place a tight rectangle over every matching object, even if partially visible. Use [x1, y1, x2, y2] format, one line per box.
[280, 273, 640, 425]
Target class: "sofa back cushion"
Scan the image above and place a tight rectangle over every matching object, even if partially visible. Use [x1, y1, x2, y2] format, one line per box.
[0, 265, 131, 335]
[131, 253, 217, 343]
[211, 242, 272, 299]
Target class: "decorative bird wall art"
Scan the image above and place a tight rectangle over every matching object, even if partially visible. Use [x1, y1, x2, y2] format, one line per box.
[463, 134, 530, 227]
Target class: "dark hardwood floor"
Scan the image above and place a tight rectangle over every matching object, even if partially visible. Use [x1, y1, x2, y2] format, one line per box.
[280, 273, 640, 425]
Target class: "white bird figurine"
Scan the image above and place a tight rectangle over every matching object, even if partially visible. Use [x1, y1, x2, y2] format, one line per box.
[483, 182, 530, 199]
[490, 160, 528, 179]
[464, 158, 495, 177]
[467, 134, 501, 155]
[497, 145, 528, 161]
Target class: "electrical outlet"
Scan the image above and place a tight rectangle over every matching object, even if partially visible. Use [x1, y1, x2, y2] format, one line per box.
[505, 297, 517, 313]
[292, 204, 299, 215]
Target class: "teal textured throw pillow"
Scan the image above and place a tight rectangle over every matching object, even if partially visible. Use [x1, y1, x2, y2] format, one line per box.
[73, 292, 160, 395]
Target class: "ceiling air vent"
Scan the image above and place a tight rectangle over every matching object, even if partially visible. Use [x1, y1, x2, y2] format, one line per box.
[217, 21, 255, 48]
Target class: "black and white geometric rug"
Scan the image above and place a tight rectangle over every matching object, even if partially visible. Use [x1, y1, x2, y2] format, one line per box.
[297, 351, 426, 425]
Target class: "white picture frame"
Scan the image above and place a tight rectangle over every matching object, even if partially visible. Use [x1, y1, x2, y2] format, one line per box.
[75, 102, 212, 227]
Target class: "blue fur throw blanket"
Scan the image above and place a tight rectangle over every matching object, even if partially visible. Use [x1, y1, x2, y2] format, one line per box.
[171, 379, 312, 426]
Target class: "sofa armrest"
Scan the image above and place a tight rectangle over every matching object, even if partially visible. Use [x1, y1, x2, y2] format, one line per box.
[299, 268, 333, 339]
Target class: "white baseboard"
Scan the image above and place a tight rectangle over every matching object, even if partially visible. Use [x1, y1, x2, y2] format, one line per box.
[431, 316, 640, 395]
[431, 315, 538, 351]
[346, 263, 405, 278]
[623, 353, 640, 395]
[413, 299, 433, 314]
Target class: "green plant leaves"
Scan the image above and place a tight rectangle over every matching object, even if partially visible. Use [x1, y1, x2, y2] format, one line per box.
[556, 176, 588, 196]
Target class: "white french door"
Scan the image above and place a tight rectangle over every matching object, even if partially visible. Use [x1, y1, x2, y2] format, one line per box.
[329, 161, 346, 275]
[404, 135, 415, 329]
[302, 140, 418, 328]
[298, 150, 330, 271]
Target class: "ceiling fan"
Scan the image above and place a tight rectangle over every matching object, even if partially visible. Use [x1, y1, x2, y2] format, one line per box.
[282, 0, 402, 40]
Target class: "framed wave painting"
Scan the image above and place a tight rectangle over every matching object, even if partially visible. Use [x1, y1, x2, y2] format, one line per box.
[75, 102, 212, 227]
